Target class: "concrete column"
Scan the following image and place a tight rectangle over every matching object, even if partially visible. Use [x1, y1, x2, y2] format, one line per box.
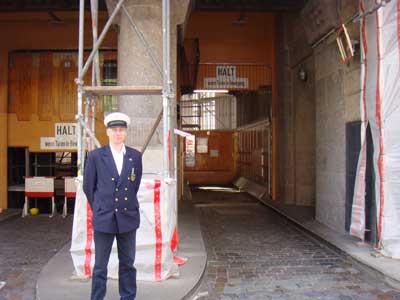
[118, 0, 191, 175]
[0, 49, 8, 209]
[314, 41, 346, 233]
[118, 0, 163, 174]
[278, 12, 316, 206]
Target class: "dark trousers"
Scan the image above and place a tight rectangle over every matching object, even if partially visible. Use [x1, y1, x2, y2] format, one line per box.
[91, 230, 137, 300]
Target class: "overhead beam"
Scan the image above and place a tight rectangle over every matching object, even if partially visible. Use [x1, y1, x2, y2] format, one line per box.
[82, 85, 162, 96]
[0, 0, 108, 11]
[194, 0, 305, 11]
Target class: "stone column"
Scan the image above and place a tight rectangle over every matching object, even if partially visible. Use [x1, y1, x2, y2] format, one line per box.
[0, 49, 8, 209]
[118, 0, 191, 175]
[118, 0, 163, 174]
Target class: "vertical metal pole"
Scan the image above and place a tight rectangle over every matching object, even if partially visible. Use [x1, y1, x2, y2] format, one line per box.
[81, 0, 125, 80]
[83, 97, 89, 152]
[163, 0, 177, 250]
[167, 0, 175, 179]
[25, 148, 30, 177]
[91, 0, 101, 86]
[90, 0, 100, 152]
[82, 96, 88, 158]
[77, 0, 85, 176]
[162, 0, 169, 179]
[91, 98, 96, 150]
[162, 0, 175, 179]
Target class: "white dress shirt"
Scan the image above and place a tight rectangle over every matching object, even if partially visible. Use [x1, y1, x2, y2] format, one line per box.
[110, 143, 126, 175]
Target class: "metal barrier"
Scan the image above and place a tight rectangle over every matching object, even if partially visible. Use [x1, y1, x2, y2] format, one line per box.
[63, 177, 77, 218]
[180, 94, 236, 130]
[22, 177, 55, 218]
[237, 120, 272, 197]
[21, 176, 78, 218]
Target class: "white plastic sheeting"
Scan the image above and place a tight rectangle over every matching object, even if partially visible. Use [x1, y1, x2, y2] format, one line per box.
[70, 177, 179, 281]
[351, 0, 400, 258]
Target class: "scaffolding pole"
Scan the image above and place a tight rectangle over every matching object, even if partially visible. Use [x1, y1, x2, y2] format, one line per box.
[77, 0, 85, 176]
[91, 0, 101, 87]
[81, 0, 125, 80]
[162, 0, 174, 179]
[77, 0, 175, 183]
[90, 0, 100, 152]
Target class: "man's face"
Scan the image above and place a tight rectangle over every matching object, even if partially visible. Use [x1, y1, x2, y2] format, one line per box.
[106, 127, 127, 145]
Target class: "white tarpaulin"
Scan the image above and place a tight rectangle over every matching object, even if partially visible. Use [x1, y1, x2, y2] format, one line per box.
[351, 0, 400, 258]
[70, 177, 180, 281]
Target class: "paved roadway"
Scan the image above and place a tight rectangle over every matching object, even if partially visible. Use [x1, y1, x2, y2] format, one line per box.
[192, 187, 400, 300]
[1, 187, 400, 300]
[0, 215, 72, 300]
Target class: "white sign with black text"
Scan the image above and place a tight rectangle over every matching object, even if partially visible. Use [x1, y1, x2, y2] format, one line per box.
[204, 65, 249, 89]
[40, 123, 78, 150]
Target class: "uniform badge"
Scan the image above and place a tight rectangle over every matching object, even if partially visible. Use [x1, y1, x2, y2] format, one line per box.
[130, 167, 136, 182]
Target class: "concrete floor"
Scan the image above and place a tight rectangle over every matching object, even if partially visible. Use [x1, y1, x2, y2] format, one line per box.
[1, 187, 400, 300]
[36, 201, 207, 300]
[191, 187, 400, 300]
[0, 214, 72, 300]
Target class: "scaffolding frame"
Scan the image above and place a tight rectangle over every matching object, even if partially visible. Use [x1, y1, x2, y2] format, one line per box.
[76, 0, 175, 181]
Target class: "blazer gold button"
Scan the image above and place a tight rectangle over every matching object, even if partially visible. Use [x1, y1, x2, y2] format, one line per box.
[115, 208, 118, 212]
[112, 177, 115, 181]
[125, 197, 128, 200]
[115, 198, 119, 202]
[125, 187, 128, 191]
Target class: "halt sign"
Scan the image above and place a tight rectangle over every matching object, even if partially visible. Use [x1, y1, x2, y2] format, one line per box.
[216, 65, 236, 80]
[55, 123, 76, 138]
[204, 65, 248, 89]
[40, 123, 77, 150]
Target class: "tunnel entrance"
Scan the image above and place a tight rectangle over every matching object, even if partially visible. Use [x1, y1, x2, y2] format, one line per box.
[177, 8, 316, 225]
[177, 0, 381, 244]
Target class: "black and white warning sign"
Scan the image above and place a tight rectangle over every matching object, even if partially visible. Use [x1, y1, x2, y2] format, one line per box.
[40, 123, 78, 150]
[204, 65, 248, 89]
[55, 123, 77, 138]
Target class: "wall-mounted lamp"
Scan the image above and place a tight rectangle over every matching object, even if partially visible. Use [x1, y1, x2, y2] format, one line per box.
[298, 68, 307, 81]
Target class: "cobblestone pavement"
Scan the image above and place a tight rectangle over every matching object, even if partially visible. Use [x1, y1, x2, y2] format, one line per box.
[192, 187, 400, 300]
[0, 215, 72, 300]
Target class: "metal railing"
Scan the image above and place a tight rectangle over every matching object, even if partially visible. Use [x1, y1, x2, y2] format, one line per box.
[237, 120, 272, 197]
[179, 94, 236, 131]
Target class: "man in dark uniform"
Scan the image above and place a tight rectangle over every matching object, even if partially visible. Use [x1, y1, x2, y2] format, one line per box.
[83, 112, 142, 300]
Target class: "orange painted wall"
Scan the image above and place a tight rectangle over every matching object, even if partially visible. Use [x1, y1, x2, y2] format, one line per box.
[1, 11, 117, 152]
[184, 131, 236, 185]
[0, 11, 116, 50]
[185, 12, 275, 64]
[7, 51, 116, 151]
[0, 11, 117, 208]
[182, 11, 278, 198]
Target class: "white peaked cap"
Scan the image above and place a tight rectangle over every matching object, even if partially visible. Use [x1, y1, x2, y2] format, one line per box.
[104, 112, 131, 128]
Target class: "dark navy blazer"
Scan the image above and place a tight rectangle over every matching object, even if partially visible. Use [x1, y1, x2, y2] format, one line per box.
[83, 145, 143, 234]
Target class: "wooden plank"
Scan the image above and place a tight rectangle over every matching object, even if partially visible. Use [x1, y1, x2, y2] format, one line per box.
[59, 58, 77, 121]
[8, 53, 17, 113]
[16, 54, 33, 121]
[82, 85, 162, 96]
[38, 53, 53, 121]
